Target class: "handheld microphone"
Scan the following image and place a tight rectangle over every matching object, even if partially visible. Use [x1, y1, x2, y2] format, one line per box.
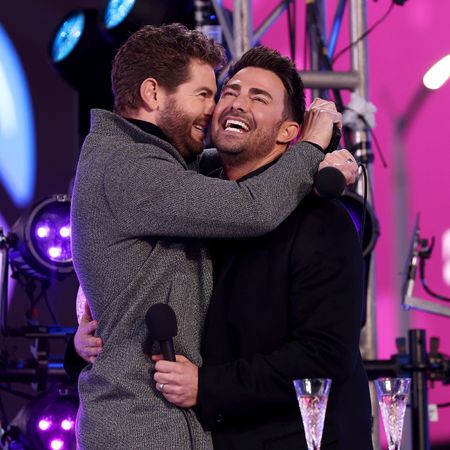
[314, 125, 347, 198]
[145, 303, 177, 361]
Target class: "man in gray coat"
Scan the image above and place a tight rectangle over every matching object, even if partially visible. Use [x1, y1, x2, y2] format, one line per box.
[70, 24, 355, 449]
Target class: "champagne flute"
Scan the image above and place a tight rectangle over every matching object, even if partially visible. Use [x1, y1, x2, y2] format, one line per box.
[293, 378, 332, 450]
[374, 378, 411, 450]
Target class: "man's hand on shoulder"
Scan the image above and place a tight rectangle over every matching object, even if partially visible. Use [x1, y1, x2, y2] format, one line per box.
[74, 302, 103, 364]
[152, 354, 199, 408]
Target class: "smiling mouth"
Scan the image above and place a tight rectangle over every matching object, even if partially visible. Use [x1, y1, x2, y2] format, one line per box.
[192, 123, 207, 136]
[222, 118, 250, 133]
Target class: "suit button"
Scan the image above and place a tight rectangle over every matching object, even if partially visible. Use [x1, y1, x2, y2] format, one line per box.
[216, 414, 223, 423]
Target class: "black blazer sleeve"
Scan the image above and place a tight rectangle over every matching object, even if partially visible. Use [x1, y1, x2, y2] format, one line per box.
[196, 199, 364, 428]
[64, 332, 89, 380]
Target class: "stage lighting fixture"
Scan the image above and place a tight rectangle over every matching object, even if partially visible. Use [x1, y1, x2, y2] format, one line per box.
[10, 387, 78, 450]
[104, 0, 136, 29]
[49, 9, 115, 93]
[8, 195, 74, 280]
[50, 12, 85, 64]
[101, 0, 195, 44]
[339, 191, 379, 257]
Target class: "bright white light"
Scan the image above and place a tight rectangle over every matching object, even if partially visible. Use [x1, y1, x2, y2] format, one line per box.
[37, 226, 50, 238]
[48, 247, 61, 258]
[61, 419, 73, 431]
[443, 262, 450, 286]
[38, 419, 51, 431]
[423, 55, 450, 90]
[59, 226, 70, 238]
[442, 229, 450, 286]
[50, 439, 64, 450]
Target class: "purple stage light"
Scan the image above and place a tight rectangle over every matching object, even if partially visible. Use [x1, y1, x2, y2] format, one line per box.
[61, 419, 74, 431]
[50, 439, 64, 450]
[36, 225, 50, 239]
[9, 195, 74, 279]
[34, 214, 71, 263]
[38, 418, 52, 431]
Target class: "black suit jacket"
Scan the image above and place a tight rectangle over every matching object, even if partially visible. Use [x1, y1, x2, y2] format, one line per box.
[195, 195, 373, 450]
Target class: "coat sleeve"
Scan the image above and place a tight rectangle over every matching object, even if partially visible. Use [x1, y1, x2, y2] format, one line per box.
[195, 200, 364, 428]
[103, 142, 324, 239]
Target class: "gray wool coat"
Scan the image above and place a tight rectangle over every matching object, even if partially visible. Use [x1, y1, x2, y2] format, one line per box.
[70, 109, 324, 449]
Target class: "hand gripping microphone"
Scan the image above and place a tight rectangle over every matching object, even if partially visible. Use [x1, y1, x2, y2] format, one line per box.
[145, 303, 177, 361]
[314, 125, 347, 198]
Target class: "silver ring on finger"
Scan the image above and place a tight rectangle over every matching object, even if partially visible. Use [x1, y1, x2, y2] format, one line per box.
[159, 383, 165, 393]
[346, 158, 354, 164]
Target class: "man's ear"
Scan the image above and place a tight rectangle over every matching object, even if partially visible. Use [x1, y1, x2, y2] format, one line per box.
[277, 120, 300, 144]
[140, 78, 160, 110]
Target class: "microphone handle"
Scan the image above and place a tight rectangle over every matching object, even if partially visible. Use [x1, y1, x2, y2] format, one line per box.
[314, 124, 345, 198]
[160, 339, 176, 362]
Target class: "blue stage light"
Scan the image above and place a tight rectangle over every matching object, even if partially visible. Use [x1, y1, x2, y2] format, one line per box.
[0, 24, 36, 207]
[104, 0, 136, 29]
[51, 12, 85, 63]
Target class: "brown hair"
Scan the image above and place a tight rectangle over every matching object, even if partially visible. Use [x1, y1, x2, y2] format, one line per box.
[227, 46, 305, 125]
[111, 23, 225, 114]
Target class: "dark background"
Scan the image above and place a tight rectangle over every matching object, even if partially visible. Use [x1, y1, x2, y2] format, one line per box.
[0, 0, 102, 425]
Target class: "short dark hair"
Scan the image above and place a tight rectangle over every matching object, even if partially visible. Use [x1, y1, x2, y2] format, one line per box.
[111, 23, 226, 114]
[227, 46, 305, 124]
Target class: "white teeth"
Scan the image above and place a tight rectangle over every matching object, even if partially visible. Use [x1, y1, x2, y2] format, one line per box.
[225, 126, 243, 133]
[224, 119, 249, 132]
[194, 125, 204, 131]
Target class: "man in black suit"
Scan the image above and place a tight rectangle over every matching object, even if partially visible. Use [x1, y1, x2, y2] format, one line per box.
[152, 47, 373, 450]
[70, 47, 372, 449]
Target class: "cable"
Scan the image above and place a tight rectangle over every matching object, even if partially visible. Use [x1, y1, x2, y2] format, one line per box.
[358, 164, 368, 249]
[419, 255, 450, 302]
[437, 402, 450, 408]
[287, 0, 296, 63]
[344, 106, 388, 168]
[332, 1, 395, 64]
[370, 128, 387, 168]
[303, 3, 309, 70]
[43, 291, 59, 325]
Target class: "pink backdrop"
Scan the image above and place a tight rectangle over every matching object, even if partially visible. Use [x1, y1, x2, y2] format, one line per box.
[222, 0, 450, 445]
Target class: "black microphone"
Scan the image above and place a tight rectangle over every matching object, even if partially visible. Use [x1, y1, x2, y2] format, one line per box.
[314, 125, 347, 198]
[145, 303, 177, 361]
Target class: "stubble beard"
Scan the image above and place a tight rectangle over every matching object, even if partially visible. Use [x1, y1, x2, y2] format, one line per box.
[214, 125, 281, 168]
[159, 97, 204, 160]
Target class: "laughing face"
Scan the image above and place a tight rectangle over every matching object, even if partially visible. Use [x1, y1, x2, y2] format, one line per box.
[157, 59, 217, 160]
[211, 66, 291, 165]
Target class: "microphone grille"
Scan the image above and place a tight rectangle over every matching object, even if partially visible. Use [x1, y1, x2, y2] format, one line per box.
[315, 166, 346, 198]
[145, 303, 178, 341]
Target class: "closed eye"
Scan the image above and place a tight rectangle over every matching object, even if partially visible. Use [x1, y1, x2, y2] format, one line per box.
[253, 96, 268, 104]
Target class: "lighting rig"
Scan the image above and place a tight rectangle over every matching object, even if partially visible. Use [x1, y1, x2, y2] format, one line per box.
[0, 195, 76, 450]
[363, 217, 450, 450]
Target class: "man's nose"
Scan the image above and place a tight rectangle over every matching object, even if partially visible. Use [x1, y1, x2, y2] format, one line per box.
[230, 94, 248, 112]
